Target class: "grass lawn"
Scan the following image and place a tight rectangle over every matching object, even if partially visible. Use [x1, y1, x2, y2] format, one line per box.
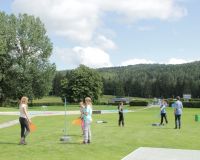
[0, 107, 199, 160]
[0, 115, 18, 124]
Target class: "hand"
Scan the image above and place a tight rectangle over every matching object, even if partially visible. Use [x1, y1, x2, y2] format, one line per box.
[28, 119, 32, 124]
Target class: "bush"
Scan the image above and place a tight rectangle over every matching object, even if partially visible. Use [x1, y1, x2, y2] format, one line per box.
[183, 101, 200, 108]
[189, 98, 200, 101]
[29, 102, 64, 107]
[129, 100, 148, 106]
[93, 101, 108, 105]
[169, 101, 200, 108]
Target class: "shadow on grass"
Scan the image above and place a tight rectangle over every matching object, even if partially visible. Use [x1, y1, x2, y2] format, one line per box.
[0, 141, 19, 145]
[153, 127, 174, 130]
[59, 142, 82, 145]
[102, 125, 119, 128]
[68, 134, 82, 137]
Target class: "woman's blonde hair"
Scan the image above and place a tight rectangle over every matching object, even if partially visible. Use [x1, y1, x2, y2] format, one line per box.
[20, 96, 29, 105]
[85, 97, 92, 106]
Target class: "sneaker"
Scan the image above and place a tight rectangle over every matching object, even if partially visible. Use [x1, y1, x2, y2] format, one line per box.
[82, 141, 87, 144]
[87, 140, 91, 144]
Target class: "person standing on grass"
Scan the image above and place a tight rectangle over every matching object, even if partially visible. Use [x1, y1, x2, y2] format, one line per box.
[19, 96, 31, 145]
[83, 97, 93, 144]
[118, 102, 124, 127]
[79, 100, 85, 135]
[174, 96, 183, 129]
[159, 99, 168, 126]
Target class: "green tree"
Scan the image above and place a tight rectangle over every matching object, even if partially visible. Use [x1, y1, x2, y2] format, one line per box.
[0, 12, 55, 105]
[62, 65, 103, 103]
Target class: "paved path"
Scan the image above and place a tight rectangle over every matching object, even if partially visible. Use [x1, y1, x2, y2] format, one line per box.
[0, 106, 155, 129]
[122, 147, 200, 160]
[0, 111, 80, 129]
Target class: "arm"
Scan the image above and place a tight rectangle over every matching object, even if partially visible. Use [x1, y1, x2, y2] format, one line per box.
[22, 106, 31, 123]
[160, 106, 165, 111]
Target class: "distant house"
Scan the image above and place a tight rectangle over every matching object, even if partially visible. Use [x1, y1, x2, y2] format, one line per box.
[111, 98, 129, 104]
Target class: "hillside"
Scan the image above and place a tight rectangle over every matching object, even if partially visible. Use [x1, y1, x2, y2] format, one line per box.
[55, 61, 200, 98]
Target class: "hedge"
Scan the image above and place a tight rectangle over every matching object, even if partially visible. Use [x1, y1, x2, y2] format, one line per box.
[182, 101, 200, 108]
[169, 101, 200, 108]
[129, 100, 148, 106]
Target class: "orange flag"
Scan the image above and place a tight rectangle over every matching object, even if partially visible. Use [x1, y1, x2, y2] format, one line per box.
[29, 123, 36, 132]
[72, 118, 82, 126]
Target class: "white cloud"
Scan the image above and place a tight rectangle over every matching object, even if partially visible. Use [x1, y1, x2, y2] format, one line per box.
[12, 0, 188, 69]
[12, 0, 187, 43]
[73, 46, 112, 68]
[166, 58, 193, 64]
[51, 46, 112, 70]
[121, 58, 197, 66]
[121, 58, 155, 66]
[12, 0, 100, 42]
[94, 35, 117, 50]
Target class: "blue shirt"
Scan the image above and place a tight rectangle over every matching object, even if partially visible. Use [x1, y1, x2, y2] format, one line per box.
[175, 100, 183, 115]
[83, 105, 92, 122]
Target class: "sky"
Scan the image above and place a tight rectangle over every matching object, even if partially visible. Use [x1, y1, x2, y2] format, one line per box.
[0, 0, 200, 70]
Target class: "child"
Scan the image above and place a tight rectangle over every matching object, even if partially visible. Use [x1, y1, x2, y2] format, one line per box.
[79, 101, 85, 135]
[83, 97, 93, 144]
[19, 96, 31, 145]
[118, 102, 124, 127]
[160, 99, 168, 126]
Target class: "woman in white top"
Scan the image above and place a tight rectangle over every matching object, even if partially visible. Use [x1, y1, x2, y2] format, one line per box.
[83, 97, 93, 144]
[19, 96, 31, 145]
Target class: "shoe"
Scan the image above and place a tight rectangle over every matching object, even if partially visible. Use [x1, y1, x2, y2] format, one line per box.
[87, 140, 91, 144]
[23, 142, 27, 145]
[174, 127, 177, 129]
[18, 138, 24, 145]
[82, 141, 87, 144]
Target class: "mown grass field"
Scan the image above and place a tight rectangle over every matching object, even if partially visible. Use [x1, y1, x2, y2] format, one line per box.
[0, 115, 18, 124]
[0, 107, 199, 160]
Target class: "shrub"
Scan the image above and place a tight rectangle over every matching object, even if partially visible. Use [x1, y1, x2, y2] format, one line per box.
[189, 98, 200, 101]
[169, 101, 200, 108]
[129, 100, 148, 106]
[182, 101, 200, 108]
[29, 102, 64, 107]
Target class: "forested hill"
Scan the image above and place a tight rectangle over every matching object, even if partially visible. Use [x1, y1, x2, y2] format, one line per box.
[55, 61, 200, 98]
[97, 61, 200, 98]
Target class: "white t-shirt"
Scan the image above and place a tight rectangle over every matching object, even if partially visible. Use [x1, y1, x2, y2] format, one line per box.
[19, 104, 27, 118]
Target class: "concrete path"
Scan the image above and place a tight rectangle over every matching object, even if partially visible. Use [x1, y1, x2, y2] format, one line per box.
[0, 106, 154, 129]
[0, 111, 80, 129]
[122, 147, 200, 160]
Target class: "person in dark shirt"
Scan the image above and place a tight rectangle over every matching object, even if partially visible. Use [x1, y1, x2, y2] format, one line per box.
[118, 102, 124, 127]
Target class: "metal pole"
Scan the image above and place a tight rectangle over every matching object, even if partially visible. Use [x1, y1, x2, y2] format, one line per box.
[64, 97, 67, 135]
[60, 97, 71, 142]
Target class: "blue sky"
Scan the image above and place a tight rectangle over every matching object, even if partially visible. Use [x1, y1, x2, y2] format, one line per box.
[0, 0, 200, 70]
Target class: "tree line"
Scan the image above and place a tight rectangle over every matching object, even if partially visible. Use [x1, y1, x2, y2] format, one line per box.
[52, 62, 200, 99]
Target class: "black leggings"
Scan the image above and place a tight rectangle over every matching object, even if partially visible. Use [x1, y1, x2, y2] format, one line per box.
[160, 113, 168, 125]
[119, 113, 124, 126]
[175, 114, 181, 128]
[19, 117, 30, 138]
